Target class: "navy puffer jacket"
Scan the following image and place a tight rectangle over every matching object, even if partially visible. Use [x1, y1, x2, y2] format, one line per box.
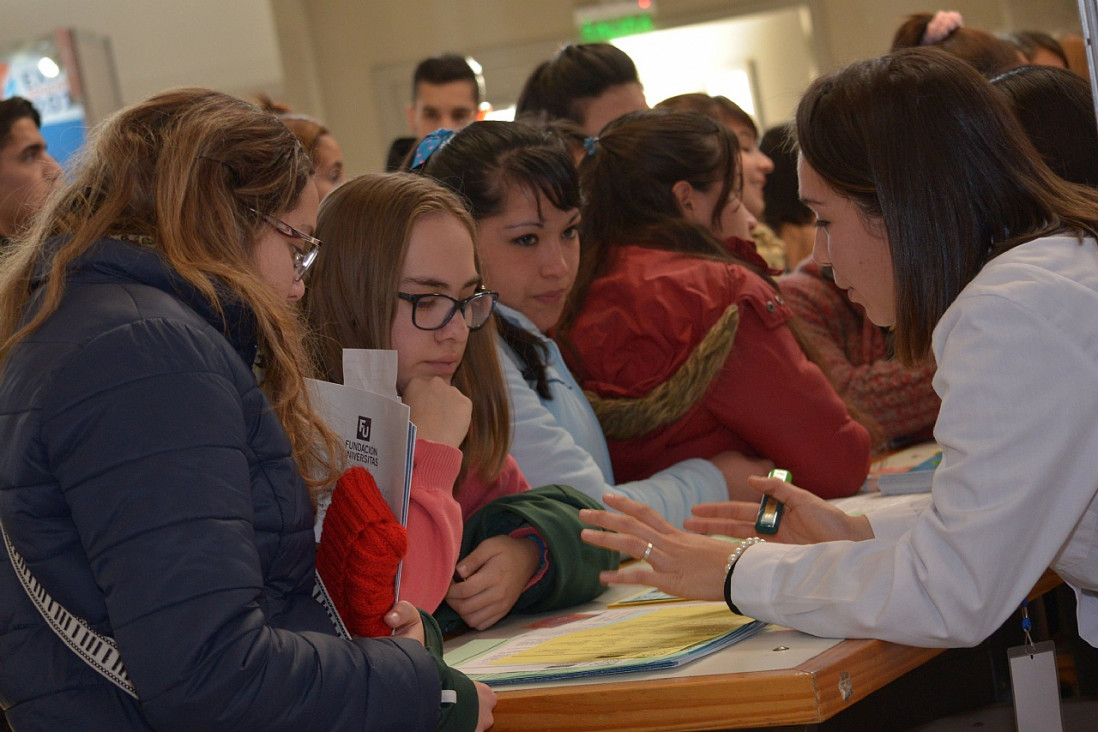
[0, 239, 460, 730]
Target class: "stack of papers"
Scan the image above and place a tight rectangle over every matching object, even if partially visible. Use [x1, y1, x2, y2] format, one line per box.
[862, 442, 941, 495]
[445, 603, 764, 685]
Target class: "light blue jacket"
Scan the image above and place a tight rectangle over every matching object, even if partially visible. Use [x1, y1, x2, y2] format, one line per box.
[495, 304, 726, 528]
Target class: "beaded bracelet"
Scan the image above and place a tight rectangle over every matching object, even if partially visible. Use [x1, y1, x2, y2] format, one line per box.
[723, 536, 765, 615]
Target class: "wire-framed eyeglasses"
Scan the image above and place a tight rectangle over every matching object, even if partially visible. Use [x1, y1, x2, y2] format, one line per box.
[397, 289, 499, 331]
[250, 208, 322, 280]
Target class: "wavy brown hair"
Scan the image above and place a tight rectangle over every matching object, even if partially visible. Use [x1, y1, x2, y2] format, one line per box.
[304, 173, 510, 486]
[0, 86, 343, 497]
[796, 48, 1098, 365]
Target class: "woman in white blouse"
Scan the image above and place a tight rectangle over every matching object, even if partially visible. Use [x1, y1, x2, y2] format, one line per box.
[580, 48, 1098, 649]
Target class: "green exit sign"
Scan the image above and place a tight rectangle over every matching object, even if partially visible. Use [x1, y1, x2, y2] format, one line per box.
[579, 13, 656, 43]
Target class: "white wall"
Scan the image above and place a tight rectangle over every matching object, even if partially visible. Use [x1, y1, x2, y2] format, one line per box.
[0, 0, 284, 104]
[613, 5, 818, 131]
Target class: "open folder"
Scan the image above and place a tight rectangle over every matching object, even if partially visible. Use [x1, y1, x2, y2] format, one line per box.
[444, 602, 765, 685]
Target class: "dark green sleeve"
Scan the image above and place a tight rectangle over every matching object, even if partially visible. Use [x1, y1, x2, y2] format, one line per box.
[435, 485, 619, 633]
[419, 609, 479, 732]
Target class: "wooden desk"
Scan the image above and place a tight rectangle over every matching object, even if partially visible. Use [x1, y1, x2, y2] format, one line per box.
[445, 590, 940, 732]
[445, 488, 1063, 731]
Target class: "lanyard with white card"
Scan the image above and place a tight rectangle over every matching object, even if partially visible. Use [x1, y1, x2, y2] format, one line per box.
[1008, 598, 1064, 732]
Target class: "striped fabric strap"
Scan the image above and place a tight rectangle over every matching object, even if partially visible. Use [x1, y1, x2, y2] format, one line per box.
[1, 515, 352, 701]
[312, 571, 351, 640]
[0, 516, 137, 698]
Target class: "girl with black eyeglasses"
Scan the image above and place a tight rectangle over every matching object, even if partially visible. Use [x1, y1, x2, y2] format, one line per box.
[304, 172, 615, 635]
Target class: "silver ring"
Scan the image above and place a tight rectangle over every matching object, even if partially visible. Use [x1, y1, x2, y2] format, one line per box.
[642, 541, 653, 561]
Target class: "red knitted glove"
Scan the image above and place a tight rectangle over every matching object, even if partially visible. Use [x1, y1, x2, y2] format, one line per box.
[316, 467, 408, 637]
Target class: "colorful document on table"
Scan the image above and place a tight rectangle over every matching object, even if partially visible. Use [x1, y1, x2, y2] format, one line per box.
[862, 441, 941, 495]
[445, 602, 765, 685]
[606, 587, 687, 607]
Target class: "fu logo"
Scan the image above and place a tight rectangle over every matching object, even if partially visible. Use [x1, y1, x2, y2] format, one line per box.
[356, 416, 372, 441]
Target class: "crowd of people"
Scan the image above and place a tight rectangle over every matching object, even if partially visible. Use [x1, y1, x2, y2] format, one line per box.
[0, 8, 1094, 731]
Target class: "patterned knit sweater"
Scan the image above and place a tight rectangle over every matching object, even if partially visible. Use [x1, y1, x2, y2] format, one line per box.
[779, 259, 940, 445]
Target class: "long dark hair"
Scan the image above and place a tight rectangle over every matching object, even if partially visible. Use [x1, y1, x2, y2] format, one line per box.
[796, 48, 1098, 364]
[991, 64, 1098, 188]
[557, 109, 753, 358]
[421, 120, 581, 400]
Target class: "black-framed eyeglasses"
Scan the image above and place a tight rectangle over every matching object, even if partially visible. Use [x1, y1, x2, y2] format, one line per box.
[249, 208, 322, 280]
[397, 289, 499, 331]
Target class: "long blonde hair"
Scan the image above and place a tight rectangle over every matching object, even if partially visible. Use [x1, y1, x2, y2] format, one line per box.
[0, 87, 343, 495]
[305, 173, 510, 486]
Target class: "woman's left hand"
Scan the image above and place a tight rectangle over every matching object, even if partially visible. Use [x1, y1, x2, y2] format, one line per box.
[580, 493, 735, 602]
[384, 600, 426, 644]
[445, 535, 541, 630]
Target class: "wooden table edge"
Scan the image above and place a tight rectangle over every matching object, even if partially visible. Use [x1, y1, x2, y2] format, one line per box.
[487, 639, 940, 731]
[486, 571, 1063, 731]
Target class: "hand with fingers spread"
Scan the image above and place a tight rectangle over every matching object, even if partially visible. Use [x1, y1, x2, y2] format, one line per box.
[685, 474, 873, 545]
[580, 494, 741, 601]
[445, 535, 542, 630]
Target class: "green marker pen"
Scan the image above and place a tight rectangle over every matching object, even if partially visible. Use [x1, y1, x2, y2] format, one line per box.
[755, 468, 791, 534]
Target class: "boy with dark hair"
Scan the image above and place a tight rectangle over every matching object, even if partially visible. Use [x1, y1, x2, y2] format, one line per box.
[516, 43, 647, 137]
[0, 97, 61, 245]
[386, 53, 484, 171]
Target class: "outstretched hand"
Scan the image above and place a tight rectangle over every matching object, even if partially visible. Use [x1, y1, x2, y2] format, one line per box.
[580, 494, 736, 602]
[685, 474, 873, 545]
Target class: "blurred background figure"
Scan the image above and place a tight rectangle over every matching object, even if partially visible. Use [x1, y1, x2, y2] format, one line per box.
[759, 123, 814, 270]
[0, 97, 61, 247]
[257, 95, 346, 200]
[517, 43, 647, 137]
[386, 53, 485, 171]
[1006, 30, 1070, 68]
[891, 10, 1022, 76]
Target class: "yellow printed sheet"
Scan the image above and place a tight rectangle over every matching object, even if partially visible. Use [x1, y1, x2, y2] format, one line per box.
[494, 604, 754, 665]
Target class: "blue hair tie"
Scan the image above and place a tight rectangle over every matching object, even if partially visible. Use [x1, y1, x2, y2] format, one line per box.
[583, 136, 599, 157]
[410, 128, 455, 170]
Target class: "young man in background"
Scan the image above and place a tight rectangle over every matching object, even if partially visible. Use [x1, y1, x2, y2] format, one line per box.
[0, 97, 61, 246]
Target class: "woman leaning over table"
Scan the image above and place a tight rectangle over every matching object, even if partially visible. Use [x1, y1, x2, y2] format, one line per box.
[0, 88, 492, 730]
[581, 48, 1098, 648]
